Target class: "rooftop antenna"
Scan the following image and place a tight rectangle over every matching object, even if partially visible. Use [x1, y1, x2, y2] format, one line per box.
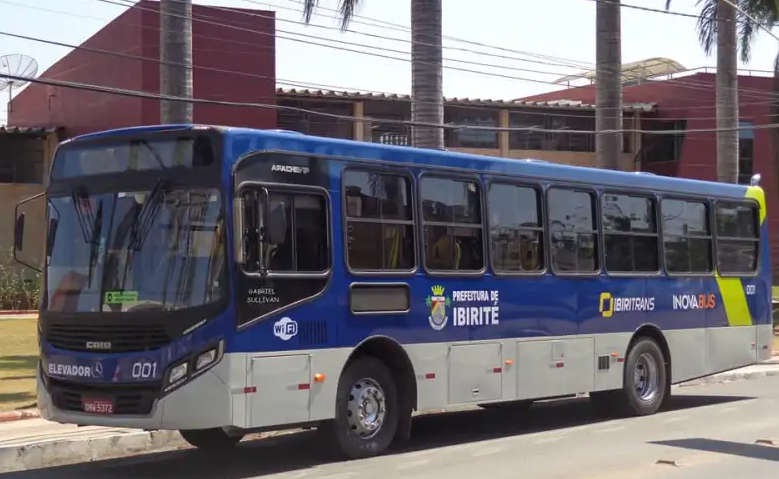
[0, 54, 39, 114]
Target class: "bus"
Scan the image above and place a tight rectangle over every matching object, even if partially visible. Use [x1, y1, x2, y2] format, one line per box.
[13, 124, 772, 459]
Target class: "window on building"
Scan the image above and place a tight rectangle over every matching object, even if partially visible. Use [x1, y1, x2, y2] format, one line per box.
[661, 198, 713, 273]
[738, 121, 754, 185]
[343, 170, 416, 271]
[0, 136, 45, 184]
[420, 176, 484, 271]
[715, 201, 759, 274]
[601, 194, 659, 272]
[508, 111, 595, 152]
[640, 120, 687, 164]
[487, 183, 544, 272]
[547, 188, 598, 272]
[445, 107, 499, 149]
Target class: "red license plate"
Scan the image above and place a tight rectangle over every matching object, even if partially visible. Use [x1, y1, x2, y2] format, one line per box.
[82, 398, 114, 415]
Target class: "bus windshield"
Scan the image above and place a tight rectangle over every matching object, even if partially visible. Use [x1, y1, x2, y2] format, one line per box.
[45, 187, 226, 313]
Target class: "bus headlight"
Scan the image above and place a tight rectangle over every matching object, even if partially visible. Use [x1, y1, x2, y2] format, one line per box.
[195, 348, 218, 370]
[169, 363, 188, 384]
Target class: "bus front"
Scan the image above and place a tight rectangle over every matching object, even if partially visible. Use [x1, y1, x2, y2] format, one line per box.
[17, 126, 235, 432]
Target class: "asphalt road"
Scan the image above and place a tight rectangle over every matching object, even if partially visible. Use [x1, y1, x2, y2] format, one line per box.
[7, 377, 779, 479]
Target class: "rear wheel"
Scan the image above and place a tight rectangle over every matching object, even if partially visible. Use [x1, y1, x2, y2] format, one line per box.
[179, 428, 243, 451]
[591, 337, 667, 417]
[330, 356, 400, 459]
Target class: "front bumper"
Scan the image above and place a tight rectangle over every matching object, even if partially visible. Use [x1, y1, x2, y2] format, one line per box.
[37, 354, 239, 430]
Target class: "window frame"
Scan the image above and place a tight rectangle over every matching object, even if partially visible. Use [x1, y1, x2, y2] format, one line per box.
[545, 184, 601, 276]
[600, 189, 662, 277]
[235, 180, 333, 280]
[713, 198, 761, 277]
[659, 195, 715, 277]
[485, 178, 547, 276]
[340, 166, 418, 277]
[418, 171, 487, 277]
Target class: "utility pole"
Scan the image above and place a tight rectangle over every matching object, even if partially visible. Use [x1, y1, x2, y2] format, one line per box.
[160, 0, 193, 124]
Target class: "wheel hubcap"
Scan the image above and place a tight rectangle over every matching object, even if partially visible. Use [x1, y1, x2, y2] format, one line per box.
[346, 378, 386, 439]
[634, 352, 660, 402]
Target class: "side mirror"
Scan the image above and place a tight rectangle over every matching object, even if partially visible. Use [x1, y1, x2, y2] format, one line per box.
[46, 218, 59, 254]
[14, 212, 26, 253]
[267, 201, 287, 245]
[233, 197, 245, 264]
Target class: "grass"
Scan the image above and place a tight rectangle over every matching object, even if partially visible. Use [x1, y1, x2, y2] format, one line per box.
[0, 317, 38, 411]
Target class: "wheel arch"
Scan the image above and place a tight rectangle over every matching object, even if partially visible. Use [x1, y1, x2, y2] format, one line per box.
[344, 335, 418, 412]
[629, 323, 672, 383]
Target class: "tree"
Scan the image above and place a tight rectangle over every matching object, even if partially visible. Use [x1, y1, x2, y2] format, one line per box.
[595, 0, 623, 170]
[665, 0, 745, 183]
[302, 0, 444, 149]
[160, 0, 194, 124]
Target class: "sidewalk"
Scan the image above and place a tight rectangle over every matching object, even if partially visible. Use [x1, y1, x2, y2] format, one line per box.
[2, 359, 779, 472]
[0, 418, 187, 472]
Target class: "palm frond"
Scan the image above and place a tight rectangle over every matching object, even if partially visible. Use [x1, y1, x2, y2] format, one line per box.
[300, 0, 362, 32]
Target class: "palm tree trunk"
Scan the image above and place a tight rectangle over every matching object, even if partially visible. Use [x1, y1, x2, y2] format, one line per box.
[716, 0, 739, 183]
[595, 0, 622, 169]
[410, 0, 444, 149]
[160, 0, 193, 124]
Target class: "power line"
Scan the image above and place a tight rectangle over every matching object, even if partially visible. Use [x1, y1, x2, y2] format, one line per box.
[7, 0, 775, 105]
[3, 71, 777, 135]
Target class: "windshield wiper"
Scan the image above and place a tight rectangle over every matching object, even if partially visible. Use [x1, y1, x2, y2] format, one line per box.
[70, 187, 95, 243]
[129, 179, 167, 251]
[86, 201, 104, 288]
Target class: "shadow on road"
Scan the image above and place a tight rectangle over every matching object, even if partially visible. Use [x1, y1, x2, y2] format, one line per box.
[651, 437, 779, 462]
[5, 394, 754, 479]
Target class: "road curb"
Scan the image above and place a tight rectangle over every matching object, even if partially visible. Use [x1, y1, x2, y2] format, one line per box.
[678, 368, 779, 387]
[0, 410, 40, 423]
[0, 429, 188, 472]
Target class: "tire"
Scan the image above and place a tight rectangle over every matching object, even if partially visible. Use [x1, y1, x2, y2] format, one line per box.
[592, 337, 667, 417]
[179, 428, 243, 450]
[331, 356, 400, 459]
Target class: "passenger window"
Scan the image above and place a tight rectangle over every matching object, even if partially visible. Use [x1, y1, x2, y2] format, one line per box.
[487, 183, 544, 272]
[661, 199, 712, 273]
[343, 170, 415, 271]
[547, 188, 599, 272]
[602, 194, 659, 272]
[420, 176, 484, 271]
[266, 192, 329, 272]
[715, 202, 759, 274]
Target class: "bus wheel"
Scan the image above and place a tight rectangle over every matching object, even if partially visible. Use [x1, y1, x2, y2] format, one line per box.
[332, 356, 399, 459]
[179, 428, 243, 451]
[594, 337, 667, 417]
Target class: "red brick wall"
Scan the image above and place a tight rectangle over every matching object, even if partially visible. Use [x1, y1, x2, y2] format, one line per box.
[9, 0, 277, 138]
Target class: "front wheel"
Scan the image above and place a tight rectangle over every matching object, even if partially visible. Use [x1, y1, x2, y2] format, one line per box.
[179, 428, 243, 451]
[331, 356, 400, 459]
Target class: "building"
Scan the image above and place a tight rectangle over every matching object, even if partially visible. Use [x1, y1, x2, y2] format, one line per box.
[519, 66, 779, 273]
[9, 0, 276, 138]
[276, 88, 655, 170]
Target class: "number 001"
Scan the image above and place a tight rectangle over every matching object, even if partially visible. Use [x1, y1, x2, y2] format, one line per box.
[131, 362, 158, 379]
[746, 285, 756, 296]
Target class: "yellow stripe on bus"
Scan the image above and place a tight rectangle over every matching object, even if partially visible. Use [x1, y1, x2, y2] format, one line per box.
[745, 185, 766, 225]
[714, 276, 752, 326]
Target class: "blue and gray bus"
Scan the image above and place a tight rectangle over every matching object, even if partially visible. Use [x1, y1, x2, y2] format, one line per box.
[14, 125, 772, 459]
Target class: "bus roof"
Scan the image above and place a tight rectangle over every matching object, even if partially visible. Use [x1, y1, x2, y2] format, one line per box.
[67, 124, 755, 200]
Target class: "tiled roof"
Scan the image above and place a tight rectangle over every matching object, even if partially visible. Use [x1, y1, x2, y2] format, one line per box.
[0, 125, 58, 135]
[276, 87, 656, 112]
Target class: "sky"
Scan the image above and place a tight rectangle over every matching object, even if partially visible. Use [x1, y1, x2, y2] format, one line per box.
[2, 0, 779, 124]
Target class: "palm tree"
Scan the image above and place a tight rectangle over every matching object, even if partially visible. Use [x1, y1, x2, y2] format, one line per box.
[595, 0, 622, 170]
[160, 0, 194, 123]
[302, 0, 444, 149]
[665, 0, 743, 183]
